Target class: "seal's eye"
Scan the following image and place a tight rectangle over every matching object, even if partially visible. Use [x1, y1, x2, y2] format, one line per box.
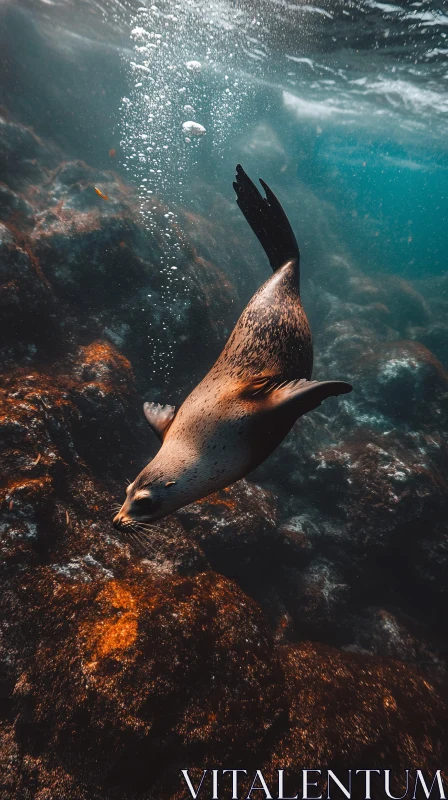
[134, 489, 152, 504]
[135, 489, 151, 500]
[132, 489, 154, 515]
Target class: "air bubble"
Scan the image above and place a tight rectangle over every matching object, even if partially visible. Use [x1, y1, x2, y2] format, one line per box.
[182, 120, 206, 136]
[185, 60, 202, 73]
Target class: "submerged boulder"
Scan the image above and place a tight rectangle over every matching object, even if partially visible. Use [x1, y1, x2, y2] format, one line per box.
[178, 480, 278, 582]
[13, 569, 285, 795]
[352, 340, 447, 428]
[264, 642, 447, 783]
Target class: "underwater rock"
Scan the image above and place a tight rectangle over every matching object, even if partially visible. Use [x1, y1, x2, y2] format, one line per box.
[178, 480, 278, 582]
[347, 607, 446, 681]
[251, 382, 446, 660]
[412, 520, 448, 606]
[351, 340, 447, 428]
[0, 222, 55, 362]
[0, 370, 78, 569]
[6, 562, 447, 800]
[0, 113, 238, 396]
[263, 642, 447, 782]
[12, 569, 284, 795]
[73, 340, 135, 389]
[0, 350, 138, 573]
[276, 558, 350, 641]
[26, 156, 237, 393]
[277, 514, 318, 562]
[308, 429, 447, 554]
[0, 112, 58, 190]
[413, 273, 448, 367]
[0, 182, 34, 218]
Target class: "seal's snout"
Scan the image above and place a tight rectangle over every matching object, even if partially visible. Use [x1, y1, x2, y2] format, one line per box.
[113, 512, 125, 530]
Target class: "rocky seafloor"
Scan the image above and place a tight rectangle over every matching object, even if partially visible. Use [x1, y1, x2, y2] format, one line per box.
[0, 102, 447, 799]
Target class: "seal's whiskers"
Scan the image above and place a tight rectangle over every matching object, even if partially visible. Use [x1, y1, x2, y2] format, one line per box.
[132, 531, 157, 555]
[135, 521, 172, 536]
[128, 532, 148, 554]
[132, 526, 157, 545]
[120, 524, 156, 556]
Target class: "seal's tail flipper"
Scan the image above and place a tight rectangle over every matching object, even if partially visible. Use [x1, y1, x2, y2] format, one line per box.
[233, 164, 299, 273]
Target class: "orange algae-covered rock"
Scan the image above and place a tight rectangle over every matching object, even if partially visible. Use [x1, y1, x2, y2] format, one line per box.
[74, 340, 134, 388]
[15, 569, 285, 793]
[0, 350, 142, 574]
[260, 642, 448, 796]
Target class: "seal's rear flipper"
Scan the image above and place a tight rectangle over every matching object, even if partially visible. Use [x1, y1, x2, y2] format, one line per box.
[245, 377, 352, 417]
[233, 164, 299, 274]
[143, 402, 176, 442]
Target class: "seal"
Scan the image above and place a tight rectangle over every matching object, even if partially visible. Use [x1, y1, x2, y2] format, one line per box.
[113, 165, 352, 531]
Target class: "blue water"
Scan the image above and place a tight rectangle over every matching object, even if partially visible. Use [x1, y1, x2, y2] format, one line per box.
[116, 0, 448, 286]
[307, 132, 447, 277]
[2, 1, 446, 293]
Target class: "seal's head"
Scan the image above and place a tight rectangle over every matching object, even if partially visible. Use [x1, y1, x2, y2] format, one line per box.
[112, 469, 183, 531]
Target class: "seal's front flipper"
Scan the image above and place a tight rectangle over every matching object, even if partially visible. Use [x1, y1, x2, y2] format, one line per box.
[244, 377, 352, 416]
[143, 402, 176, 442]
[270, 378, 352, 416]
[273, 379, 352, 416]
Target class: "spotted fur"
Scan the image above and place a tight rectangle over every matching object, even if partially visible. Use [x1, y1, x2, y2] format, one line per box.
[114, 168, 350, 529]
